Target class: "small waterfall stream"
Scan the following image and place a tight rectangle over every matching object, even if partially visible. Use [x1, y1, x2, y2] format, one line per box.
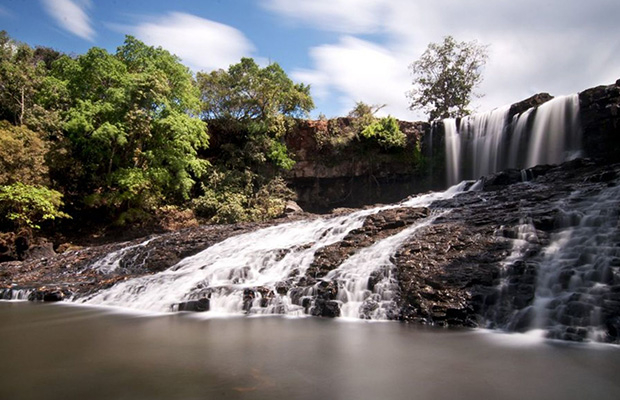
[329, 212, 444, 320]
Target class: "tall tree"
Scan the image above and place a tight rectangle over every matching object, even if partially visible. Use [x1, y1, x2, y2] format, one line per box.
[197, 57, 313, 122]
[51, 36, 209, 217]
[407, 36, 488, 120]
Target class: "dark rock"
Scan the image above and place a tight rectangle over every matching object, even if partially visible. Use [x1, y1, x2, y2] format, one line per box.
[28, 288, 66, 302]
[243, 289, 255, 312]
[312, 299, 341, 318]
[24, 242, 56, 260]
[509, 92, 554, 118]
[177, 298, 210, 312]
[15, 236, 29, 260]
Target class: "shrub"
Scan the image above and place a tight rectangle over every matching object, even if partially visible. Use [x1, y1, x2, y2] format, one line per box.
[360, 116, 406, 150]
[0, 182, 70, 230]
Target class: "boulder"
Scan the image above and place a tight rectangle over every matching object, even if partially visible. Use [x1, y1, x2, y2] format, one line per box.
[177, 298, 210, 312]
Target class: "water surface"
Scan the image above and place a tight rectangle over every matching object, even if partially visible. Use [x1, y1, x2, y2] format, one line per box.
[1, 302, 619, 400]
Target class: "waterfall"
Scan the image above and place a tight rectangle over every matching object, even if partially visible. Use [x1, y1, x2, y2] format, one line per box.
[443, 94, 582, 185]
[0, 288, 34, 300]
[524, 184, 620, 341]
[78, 184, 468, 317]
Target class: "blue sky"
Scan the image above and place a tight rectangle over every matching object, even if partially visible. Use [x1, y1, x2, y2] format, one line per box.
[1, 0, 619, 120]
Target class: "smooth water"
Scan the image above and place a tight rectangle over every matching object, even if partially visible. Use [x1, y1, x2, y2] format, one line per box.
[444, 94, 581, 185]
[1, 302, 619, 400]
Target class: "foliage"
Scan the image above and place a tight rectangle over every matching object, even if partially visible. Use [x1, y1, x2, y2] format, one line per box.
[0, 32, 324, 231]
[407, 36, 488, 120]
[0, 121, 49, 186]
[348, 101, 385, 133]
[50, 36, 209, 215]
[0, 182, 70, 230]
[0, 31, 65, 132]
[193, 58, 312, 223]
[360, 116, 406, 150]
[192, 170, 294, 224]
[197, 57, 313, 122]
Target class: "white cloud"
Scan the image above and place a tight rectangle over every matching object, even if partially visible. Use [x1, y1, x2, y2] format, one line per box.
[131, 12, 255, 72]
[261, 0, 389, 34]
[293, 36, 412, 119]
[41, 0, 95, 41]
[268, 0, 620, 120]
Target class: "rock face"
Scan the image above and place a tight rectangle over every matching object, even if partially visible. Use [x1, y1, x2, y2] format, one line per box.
[579, 79, 620, 163]
[283, 79, 620, 212]
[284, 118, 440, 212]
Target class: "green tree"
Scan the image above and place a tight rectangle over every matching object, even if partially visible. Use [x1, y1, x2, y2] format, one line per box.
[407, 36, 489, 120]
[193, 58, 313, 223]
[51, 36, 209, 218]
[197, 57, 313, 122]
[0, 31, 67, 135]
[0, 182, 70, 230]
[0, 121, 49, 186]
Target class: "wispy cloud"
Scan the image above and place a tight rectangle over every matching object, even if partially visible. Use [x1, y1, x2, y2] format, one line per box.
[261, 0, 389, 34]
[293, 36, 411, 119]
[128, 12, 255, 72]
[41, 0, 95, 41]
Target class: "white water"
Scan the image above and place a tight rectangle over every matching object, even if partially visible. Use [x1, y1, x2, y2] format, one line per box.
[0, 288, 34, 300]
[526, 184, 620, 340]
[79, 184, 468, 317]
[90, 237, 155, 274]
[330, 212, 443, 320]
[444, 94, 581, 185]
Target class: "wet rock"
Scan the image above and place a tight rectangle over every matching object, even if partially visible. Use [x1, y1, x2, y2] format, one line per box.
[312, 299, 341, 318]
[28, 288, 66, 302]
[177, 298, 210, 312]
[243, 289, 256, 312]
[24, 242, 56, 260]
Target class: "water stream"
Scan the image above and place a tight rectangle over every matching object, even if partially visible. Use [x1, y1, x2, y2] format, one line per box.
[444, 94, 581, 185]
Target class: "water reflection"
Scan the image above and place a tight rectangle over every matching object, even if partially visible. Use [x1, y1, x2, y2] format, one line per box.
[1, 302, 619, 400]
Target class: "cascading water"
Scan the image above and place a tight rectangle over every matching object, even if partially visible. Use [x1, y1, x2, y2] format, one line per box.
[78, 184, 468, 318]
[90, 237, 155, 274]
[328, 212, 443, 320]
[443, 94, 582, 185]
[524, 184, 620, 341]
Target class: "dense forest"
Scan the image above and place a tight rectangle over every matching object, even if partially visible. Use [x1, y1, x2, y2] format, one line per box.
[0, 31, 407, 242]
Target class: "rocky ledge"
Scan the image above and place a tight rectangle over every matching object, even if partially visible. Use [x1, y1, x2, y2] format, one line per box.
[1, 158, 620, 343]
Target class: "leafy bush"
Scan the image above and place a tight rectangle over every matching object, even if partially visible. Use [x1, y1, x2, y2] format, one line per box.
[360, 116, 406, 150]
[192, 172, 295, 224]
[0, 182, 70, 230]
[0, 121, 49, 186]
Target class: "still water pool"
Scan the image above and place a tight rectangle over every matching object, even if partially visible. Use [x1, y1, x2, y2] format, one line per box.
[1, 302, 619, 400]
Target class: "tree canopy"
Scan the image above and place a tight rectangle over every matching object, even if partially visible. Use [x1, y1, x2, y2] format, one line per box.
[197, 57, 313, 122]
[51, 36, 209, 215]
[407, 36, 489, 121]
